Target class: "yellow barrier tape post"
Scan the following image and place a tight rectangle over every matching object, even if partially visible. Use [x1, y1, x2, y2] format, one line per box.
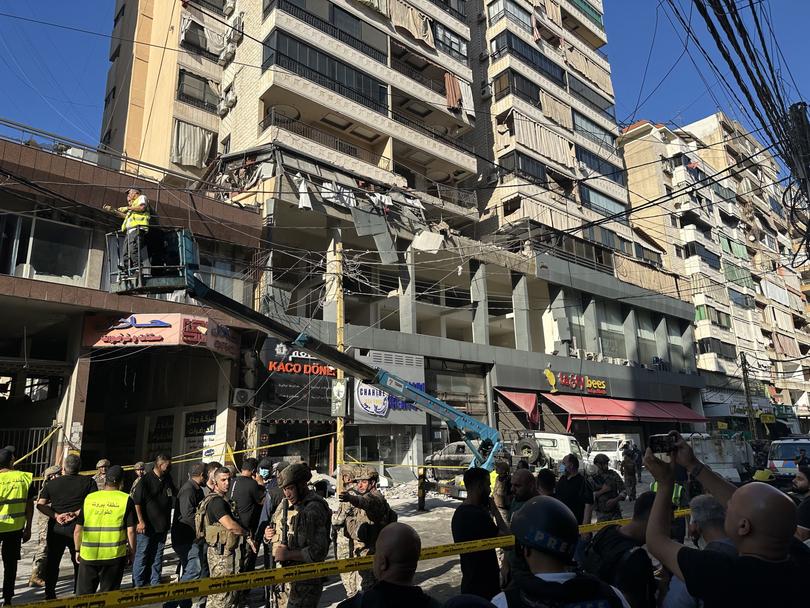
[16, 510, 691, 608]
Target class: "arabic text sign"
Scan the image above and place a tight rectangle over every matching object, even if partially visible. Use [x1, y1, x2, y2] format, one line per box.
[83, 313, 240, 358]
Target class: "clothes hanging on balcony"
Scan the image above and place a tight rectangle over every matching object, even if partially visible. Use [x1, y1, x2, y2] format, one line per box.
[539, 0, 563, 28]
[170, 119, 215, 168]
[390, 0, 435, 49]
[459, 79, 475, 120]
[204, 28, 226, 55]
[444, 72, 462, 110]
[293, 173, 313, 209]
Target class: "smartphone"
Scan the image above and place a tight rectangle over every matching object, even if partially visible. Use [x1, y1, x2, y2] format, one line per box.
[649, 434, 675, 454]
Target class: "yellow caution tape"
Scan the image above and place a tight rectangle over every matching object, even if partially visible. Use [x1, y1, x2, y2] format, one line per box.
[16, 510, 691, 608]
[14, 426, 61, 466]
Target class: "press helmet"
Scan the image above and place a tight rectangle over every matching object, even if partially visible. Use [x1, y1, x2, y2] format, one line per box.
[510, 496, 579, 562]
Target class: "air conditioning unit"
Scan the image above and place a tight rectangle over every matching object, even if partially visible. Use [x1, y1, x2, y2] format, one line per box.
[217, 99, 229, 116]
[585, 351, 596, 360]
[227, 12, 244, 44]
[232, 388, 255, 407]
[596, 352, 605, 362]
[619, 358, 630, 366]
[218, 43, 236, 65]
[480, 83, 492, 99]
[479, 51, 490, 62]
[477, 12, 486, 23]
[485, 169, 499, 186]
[223, 0, 236, 17]
[568, 346, 578, 357]
[225, 88, 237, 108]
[576, 348, 587, 359]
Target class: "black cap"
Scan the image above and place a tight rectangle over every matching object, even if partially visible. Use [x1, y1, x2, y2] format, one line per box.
[2, 445, 15, 455]
[106, 465, 124, 484]
[0, 449, 13, 468]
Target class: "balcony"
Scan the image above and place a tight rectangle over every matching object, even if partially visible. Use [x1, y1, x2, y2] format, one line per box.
[267, 0, 388, 64]
[561, 0, 607, 47]
[426, 0, 466, 23]
[260, 110, 392, 171]
[391, 106, 474, 154]
[390, 42, 447, 96]
[395, 162, 477, 209]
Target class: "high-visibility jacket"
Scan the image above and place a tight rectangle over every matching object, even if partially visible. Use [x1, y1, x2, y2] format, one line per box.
[79, 490, 129, 561]
[121, 195, 150, 231]
[0, 470, 32, 532]
[650, 481, 684, 505]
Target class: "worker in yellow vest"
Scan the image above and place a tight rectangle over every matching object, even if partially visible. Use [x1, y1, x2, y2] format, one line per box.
[103, 186, 152, 280]
[73, 465, 137, 594]
[0, 446, 35, 605]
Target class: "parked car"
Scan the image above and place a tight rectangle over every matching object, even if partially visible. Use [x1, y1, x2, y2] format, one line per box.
[425, 440, 480, 481]
[510, 431, 586, 472]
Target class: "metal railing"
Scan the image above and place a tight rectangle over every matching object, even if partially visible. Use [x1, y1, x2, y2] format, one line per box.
[391, 58, 446, 95]
[426, 181, 477, 208]
[426, 0, 466, 22]
[264, 52, 389, 115]
[177, 91, 218, 114]
[391, 110, 474, 154]
[574, 125, 619, 156]
[188, 0, 226, 16]
[566, 0, 605, 30]
[489, 9, 532, 35]
[260, 111, 391, 171]
[270, 0, 387, 64]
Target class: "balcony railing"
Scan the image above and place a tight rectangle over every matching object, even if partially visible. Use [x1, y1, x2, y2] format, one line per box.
[188, 0, 225, 16]
[264, 52, 388, 115]
[268, 0, 387, 64]
[260, 111, 392, 171]
[489, 9, 532, 35]
[177, 91, 218, 114]
[426, 0, 466, 22]
[574, 125, 619, 156]
[391, 58, 446, 95]
[391, 110, 474, 154]
[566, 0, 605, 30]
[426, 181, 477, 208]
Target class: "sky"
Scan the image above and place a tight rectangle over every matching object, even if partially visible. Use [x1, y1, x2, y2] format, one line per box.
[0, 0, 806, 150]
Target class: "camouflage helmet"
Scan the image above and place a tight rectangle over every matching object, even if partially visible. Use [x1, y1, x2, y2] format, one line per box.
[279, 462, 312, 487]
[43, 465, 61, 477]
[340, 463, 358, 482]
[355, 465, 379, 481]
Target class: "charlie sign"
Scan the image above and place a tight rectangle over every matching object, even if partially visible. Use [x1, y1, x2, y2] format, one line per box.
[353, 350, 427, 425]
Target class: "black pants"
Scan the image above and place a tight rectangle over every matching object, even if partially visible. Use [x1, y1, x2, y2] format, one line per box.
[76, 558, 126, 595]
[0, 530, 22, 602]
[122, 228, 150, 276]
[44, 521, 78, 599]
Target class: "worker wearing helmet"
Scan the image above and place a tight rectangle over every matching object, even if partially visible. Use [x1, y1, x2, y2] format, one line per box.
[491, 496, 630, 608]
[337, 465, 396, 597]
[264, 463, 331, 608]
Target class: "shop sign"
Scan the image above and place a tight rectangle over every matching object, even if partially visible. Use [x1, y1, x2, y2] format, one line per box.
[760, 413, 776, 424]
[259, 338, 334, 418]
[83, 313, 240, 358]
[146, 414, 174, 458]
[183, 409, 218, 462]
[353, 350, 426, 425]
[544, 367, 609, 396]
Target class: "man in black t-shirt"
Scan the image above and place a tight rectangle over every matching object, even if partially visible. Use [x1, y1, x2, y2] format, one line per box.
[553, 453, 593, 565]
[644, 431, 810, 608]
[164, 463, 206, 608]
[36, 453, 97, 599]
[229, 457, 264, 573]
[451, 467, 507, 600]
[584, 491, 657, 608]
[132, 453, 176, 587]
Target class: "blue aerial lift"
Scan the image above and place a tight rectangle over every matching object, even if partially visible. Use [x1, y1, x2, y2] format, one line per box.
[107, 229, 502, 470]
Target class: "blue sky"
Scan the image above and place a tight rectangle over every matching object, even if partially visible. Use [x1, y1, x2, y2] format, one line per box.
[0, 1, 805, 148]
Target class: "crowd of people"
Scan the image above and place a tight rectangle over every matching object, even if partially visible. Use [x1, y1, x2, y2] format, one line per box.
[2, 432, 810, 608]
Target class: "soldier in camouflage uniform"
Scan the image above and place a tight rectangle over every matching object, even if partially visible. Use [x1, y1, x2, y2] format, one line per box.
[29, 465, 62, 587]
[201, 467, 255, 608]
[264, 463, 331, 608]
[337, 466, 396, 597]
[332, 464, 358, 596]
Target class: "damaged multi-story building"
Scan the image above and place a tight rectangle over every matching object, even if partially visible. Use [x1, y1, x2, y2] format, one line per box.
[622, 115, 808, 435]
[84, 0, 710, 470]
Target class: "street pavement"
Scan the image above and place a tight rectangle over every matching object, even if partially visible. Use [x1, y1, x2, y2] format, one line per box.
[11, 477, 651, 607]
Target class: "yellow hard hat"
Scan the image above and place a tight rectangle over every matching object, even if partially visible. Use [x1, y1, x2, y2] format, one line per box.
[752, 469, 775, 482]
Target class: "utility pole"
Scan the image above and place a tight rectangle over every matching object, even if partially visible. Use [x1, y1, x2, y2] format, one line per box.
[326, 227, 346, 490]
[740, 352, 759, 440]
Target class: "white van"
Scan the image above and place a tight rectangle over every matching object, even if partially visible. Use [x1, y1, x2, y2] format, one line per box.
[768, 436, 810, 482]
[511, 431, 586, 469]
[587, 434, 640, 470]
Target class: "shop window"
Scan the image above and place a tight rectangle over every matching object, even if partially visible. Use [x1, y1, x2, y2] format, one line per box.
[598, 300, 626, 358]
[636, 309, 657, 364]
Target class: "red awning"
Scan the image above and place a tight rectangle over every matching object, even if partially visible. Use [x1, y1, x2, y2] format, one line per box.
[542, 393, 706, 423]
[496, 389, 538, 425]
[649, 401, 708, 423]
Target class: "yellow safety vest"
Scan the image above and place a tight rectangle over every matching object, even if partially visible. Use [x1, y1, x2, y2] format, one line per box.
[0, 470, 32, 532]
[121, 195, 151, 231]
[650, 481, 684, 504]
[80, 490, 129, 561]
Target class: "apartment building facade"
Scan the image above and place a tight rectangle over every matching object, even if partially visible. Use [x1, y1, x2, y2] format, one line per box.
[91, 0, 707, 469]
[621, 116, 807, 435]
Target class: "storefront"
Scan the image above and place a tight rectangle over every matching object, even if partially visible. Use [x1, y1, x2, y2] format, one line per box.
[701, 387, 799, 437]
[83, 312, 241, 479]
[347, 350, 426, 470]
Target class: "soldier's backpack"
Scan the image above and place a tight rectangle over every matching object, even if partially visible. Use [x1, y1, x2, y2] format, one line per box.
[194, 493, 220, 541]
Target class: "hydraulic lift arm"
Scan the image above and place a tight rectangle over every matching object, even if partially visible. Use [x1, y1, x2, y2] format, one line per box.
[183, 271, 502, 470]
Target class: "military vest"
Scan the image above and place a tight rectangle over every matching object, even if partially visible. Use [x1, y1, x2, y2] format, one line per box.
[0, 469, 32, 533]
[80, 490, 129, 561]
